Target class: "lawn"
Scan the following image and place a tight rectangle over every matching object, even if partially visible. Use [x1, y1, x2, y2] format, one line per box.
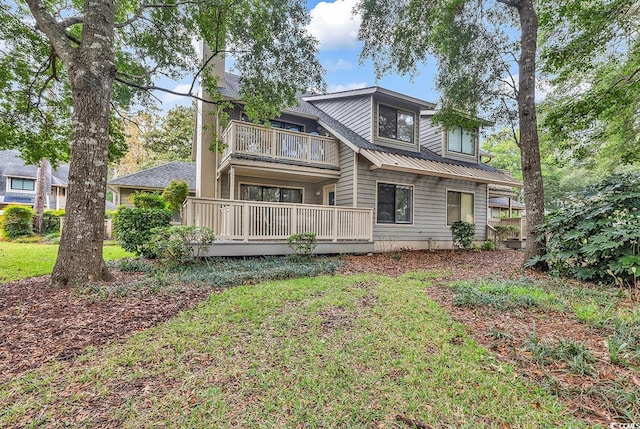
[1, 272, 581, 428]
[0, 241, 133, 282]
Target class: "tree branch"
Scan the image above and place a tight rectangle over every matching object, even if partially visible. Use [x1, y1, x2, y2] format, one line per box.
[495, 0, 520, 8]
[114, 1, 202, 28]
[114, 76, 222, 105]
[58, 16, 83, 29]
[24, 0, 76, 64]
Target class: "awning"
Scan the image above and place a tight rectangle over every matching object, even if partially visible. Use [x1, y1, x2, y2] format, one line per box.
[360, 149, 522, 188]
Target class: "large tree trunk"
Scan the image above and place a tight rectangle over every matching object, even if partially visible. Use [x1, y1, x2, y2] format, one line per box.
[33, 158, 49, 234]
[517, 0, 546, 266]
[49, 1, 117, 287]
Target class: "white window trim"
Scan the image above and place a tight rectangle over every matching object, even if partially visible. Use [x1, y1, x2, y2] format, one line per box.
[376, 102, 417, 145]
[237, 181, 305, 203]
[445, 188, 475, 227]
[374, 180, 415, 226]
[6, 176, 36, 194]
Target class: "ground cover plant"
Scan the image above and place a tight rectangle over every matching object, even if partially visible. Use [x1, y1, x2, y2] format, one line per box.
[445, 277, 640, 421]
[0, 241, 133, 282]
[1, 273, 579, 428]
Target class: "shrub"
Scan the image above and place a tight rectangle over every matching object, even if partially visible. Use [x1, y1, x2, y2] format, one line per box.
[536, 173, 640, 284]
[162, 180, 189, 213]
[112, 207, 172, 256]
[451, 220, 475, 249]
[145, 225, 216, 265]
[481, 241, 496, 251]
[131, 191, 166, 209]
[1, 205, 35, 239]
[494, 225, 520, 243]
[41, 209, 65, 234]
[287, 232, 317, 260]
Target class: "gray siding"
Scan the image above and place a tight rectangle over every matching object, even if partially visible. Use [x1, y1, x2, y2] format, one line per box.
[419, 116, 443, 155]
[335, 142, 354, 206]
[356, 158, 488, 243]
[312, 96, 372, 141]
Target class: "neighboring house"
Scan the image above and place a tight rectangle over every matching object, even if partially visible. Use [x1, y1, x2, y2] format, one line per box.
[188, 65, 522, 255]
[0, 150, 69, 210]
[488, 196, 526, 219]
[108, 161, 196, 207]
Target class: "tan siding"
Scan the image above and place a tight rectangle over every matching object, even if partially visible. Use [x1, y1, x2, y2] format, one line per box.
[312, 96, 371, 140]
[335, 142, 354, 206]
[356, 159, 488, 243]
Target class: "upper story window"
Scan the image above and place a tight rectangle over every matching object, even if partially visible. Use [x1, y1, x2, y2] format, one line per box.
[447, 127, 476, 155]
[9, 177, 35, 192]
[378, 104, 415, 143]
[377, 183, 413, 224]
[241, 114, 304, 132]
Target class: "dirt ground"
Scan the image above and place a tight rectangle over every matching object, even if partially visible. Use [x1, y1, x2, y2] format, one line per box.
[1, 250, 637, 425]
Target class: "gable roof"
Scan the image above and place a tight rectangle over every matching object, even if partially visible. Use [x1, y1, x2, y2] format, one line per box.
[108, 161, 196, 191]
[0, 150, 69, 186]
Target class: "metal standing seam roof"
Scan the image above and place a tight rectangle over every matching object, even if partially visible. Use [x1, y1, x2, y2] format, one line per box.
[360, 149, 523, 188]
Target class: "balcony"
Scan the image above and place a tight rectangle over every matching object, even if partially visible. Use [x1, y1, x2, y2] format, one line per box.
[220, 121, 339, 168]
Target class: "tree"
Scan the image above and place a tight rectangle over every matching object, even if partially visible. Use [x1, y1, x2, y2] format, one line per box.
[144, 105, 195, 162]
[162, 180, 189, 214]
[539, 0, 639, 167]
[356, 0, 545, 265]
[0, 1, 323, 286]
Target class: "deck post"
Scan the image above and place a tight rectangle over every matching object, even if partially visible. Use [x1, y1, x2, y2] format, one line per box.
[332, 207, 338, 242]
[291, 204, 297, 236]
[242, 202, 249, 242]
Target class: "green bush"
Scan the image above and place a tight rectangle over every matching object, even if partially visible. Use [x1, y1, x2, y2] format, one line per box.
[131, 191, 166, 209]
[481, 241, 496, 251]
[451, 220, 475, 249]
[287, 232, 317, 260]
[1, 205, 35, 239]
[494, 225, 520, 243]
[41, 209, 65, 234]
[536, 173, 640, 284]
[145, 226, 216, 265]
[162, 180, 189, 213]
[112, 207, 172, 256]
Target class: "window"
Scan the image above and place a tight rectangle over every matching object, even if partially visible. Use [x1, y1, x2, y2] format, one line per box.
[378, 104, 415, 143]
[447, 127, 476, 155]
[377, 183, 413, 224]
[240, 184, 302, 203]
[241, 114, 304, 132]
[10, 178, 35, 191]
[447, 191, 474, 225]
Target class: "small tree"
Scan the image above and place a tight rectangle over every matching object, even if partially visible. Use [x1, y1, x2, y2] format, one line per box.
[162, 180, 189, 214]
[112, 207, 172, 257]
[451, 221, 475, 250]
[131, 192, 166, 210]
[1, 205, 35, 239]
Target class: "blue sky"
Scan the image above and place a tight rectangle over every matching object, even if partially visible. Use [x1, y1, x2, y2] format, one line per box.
[158, 0, 440, 111]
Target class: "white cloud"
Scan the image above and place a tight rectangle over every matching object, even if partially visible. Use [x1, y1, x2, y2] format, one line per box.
[159, 83, 193, 107]
[308, 0, 362, 51]
[324, 58, 354, 72]
[327, 82, 368, 93]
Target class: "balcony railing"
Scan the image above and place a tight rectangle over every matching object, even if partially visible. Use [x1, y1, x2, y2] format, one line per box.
[220, 121, 339, 167]
[183, 197, 373, 242]
[488, 217, 527, 241]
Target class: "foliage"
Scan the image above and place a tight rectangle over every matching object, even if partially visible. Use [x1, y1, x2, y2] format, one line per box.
[144, 106, 195, 162]
[0, 241, 132, 282]
[112, 208, 172, 257]
[539, 0, 640, 167]
[450, 279, 565, 311]
[41, 209, 64, 235]
[131, 192, 166, 210]
[1, 205, 34, 239]
[451, 221, 475, 250]
[538, 173, 640, 284]
[287, 232, 317, 260]
[145, 226, 215, 265]
[481, 129, 523, 182]
[494, 225, 520, 243]
[161, 180, 189, 213]
[480, 241, 496, 251]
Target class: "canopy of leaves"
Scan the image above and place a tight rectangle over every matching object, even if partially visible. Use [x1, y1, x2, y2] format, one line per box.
[539, 0, 640, 167]
[143, 106, 194, 162]
[0, 0, 324, 163]
[538, 173, 640, 284]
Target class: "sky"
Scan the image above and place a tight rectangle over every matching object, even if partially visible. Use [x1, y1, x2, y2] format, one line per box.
[157, 0, 441, 111]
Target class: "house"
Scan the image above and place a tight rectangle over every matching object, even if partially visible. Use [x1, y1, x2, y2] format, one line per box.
[187, 64, 522, 255]
[108, 161, 196, 208]
[0, 150, 68, 210]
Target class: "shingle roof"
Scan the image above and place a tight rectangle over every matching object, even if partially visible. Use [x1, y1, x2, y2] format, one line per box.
[108, 162, 196, 191]
[489, 197, 526, 209]
[0, 150, 69, 186]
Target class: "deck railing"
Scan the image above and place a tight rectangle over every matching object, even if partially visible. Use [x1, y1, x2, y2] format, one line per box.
[488, 217, 527, 241]
[220, 121, 339, 167]
[183, 198, 373, 242]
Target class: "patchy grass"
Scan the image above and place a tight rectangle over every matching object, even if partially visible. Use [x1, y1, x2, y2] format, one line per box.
[0, 241, 133, 282]
[0, 273, 581, 428]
